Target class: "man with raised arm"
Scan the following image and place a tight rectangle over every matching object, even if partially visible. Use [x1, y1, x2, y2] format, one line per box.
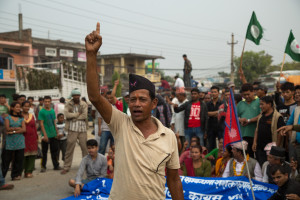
[85, 22, 184, 200]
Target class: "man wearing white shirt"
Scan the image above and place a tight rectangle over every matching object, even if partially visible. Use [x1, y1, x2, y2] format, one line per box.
[171, 92, 188, 146]
[223, 140, 263, 181]
[174, 76, 185, 89]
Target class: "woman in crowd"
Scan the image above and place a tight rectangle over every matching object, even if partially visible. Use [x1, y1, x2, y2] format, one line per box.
[215, 145, 232, 177]
[182, 145, 211, 177]
[2, 102, 26, 180]
[22, 101, 38, 178]
[107, 147, 115, 179]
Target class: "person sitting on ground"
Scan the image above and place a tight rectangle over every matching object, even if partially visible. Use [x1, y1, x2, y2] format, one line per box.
[182, 145, 211, 177]
[222, 140, 263, 181]
[263, 146, 298, 184]
[179, 136, 200, 164]
[69, 139, 107, 197]
[215, 145, 233, 177]
[268, 164, 300, 200]
[205, 138, 224, 162]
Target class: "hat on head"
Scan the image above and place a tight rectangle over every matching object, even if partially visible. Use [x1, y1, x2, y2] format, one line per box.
[129, 74, 155, 97]
[231, 140, 248, 150]
[227, 81, 235, 88]
[257, 84, 268, 92]
[269, 146, 285, 159]
[264, 142, 276, 155]
[71, 88, 81, 96]
[123, 91, 129, 97]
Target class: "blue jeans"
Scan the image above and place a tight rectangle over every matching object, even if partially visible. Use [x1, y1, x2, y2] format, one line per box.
[99, 131, 114, 155]
[185, 127, 204, 146]
[0, 148, 5, 186]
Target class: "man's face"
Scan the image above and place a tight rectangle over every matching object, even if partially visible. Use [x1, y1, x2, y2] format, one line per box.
[204, 94, 211, 102]
[272, 170, 289, 187]
[191, 91, 199, 102]
[256, 89, 265, 98]
[183, 57, 187, 61]
[224, 92, 230, 102]
[282, 89, 294, 101]
[43, 99, 51, 109]
[0, 97, 5, 104]
[295, 89, 300, 103]
[199, 92, 205, 99]
[72, 95, 81, 103]
[87, 146, 98, 157]
[211, 89, 219, 99]
[28, 98, 33, 104]
[129, 89, 157, 122]
[260, 100, 271, 113]
[176, 93, 185, 102]
[231, 148, 240, 159]
[268, 155, 281, 165]
[242, 90, 254, 103]
[106, 94, 114, 104]
[39, 100, 43, 105]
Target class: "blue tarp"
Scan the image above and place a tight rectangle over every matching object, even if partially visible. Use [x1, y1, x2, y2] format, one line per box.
[62, 176, 278, 200]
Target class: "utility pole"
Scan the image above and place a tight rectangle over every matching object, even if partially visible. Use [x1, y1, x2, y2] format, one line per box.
[227, 33, 238, 82]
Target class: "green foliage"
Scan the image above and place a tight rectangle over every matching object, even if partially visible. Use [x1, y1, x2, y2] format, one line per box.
[218, 71, 230, 78]
[112, 71, 122, 97]
[267, 61, 300, 72]
[26, 68, 61, 90]
[234, 51, 273, 86]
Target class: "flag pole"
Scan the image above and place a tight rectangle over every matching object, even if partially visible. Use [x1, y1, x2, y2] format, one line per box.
[279, 53, 286, 82]
[242, 145, 256, 200]
[239, 38, 247, 71]
[239, 38, 247, 84]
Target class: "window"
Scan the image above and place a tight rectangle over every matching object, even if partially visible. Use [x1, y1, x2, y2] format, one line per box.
[8, 57, 13, 70]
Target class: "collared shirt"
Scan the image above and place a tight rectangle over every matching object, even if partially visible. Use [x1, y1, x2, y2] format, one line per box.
[69, 105, 86, 133]
[171, 98, 188, 136]
[222, 158, 263, 182]
[108, 106, 180, 200]
[207, 99, 223, 131]
[75, 153, 107, 185]
[174, 78, 184, 88]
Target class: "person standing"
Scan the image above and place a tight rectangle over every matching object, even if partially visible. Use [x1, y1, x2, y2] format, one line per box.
[174, 88, 208, 146]
[182, 54, 192, 88]
[2, 102, 26, 180]
[0, 94, 10, 145]
[22, 101, 38, 178]
[207, 86, 223, 151]
[237, 83, 261, 158]
[61, 90, 88, 174]
[54, 97, 66, 117]
[253, 96, 285, 167]
[85, 22, 184, 200]
[38, 96, 60, 172]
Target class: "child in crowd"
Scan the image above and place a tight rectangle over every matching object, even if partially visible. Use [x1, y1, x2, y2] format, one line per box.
[69, 139, 107, 197]
[107, 146, 115, 179]
[56, 113, 67, 161]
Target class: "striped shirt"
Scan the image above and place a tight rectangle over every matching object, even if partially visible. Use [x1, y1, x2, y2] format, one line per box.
[69, 105, 86, 133]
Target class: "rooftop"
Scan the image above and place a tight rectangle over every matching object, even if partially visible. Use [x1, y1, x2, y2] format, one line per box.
[97, 53, 164, 60]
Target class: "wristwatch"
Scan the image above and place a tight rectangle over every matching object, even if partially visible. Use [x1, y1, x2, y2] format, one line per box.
[247, 119, 251, 123]
[13, 130, 16, 134]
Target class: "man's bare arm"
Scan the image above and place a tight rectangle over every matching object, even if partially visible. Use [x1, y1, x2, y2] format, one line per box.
[166, 168, 184, 200]
[86, 22, 112, 124]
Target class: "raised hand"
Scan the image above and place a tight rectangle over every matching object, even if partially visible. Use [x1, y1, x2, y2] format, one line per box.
[85, 22, 102, 54]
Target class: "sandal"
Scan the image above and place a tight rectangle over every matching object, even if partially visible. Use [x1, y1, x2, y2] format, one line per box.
[12, 176, 21, 181]
[25, 173, 33, 178]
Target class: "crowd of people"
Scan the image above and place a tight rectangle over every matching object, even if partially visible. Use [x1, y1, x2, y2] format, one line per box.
[1, 23, 300, 200]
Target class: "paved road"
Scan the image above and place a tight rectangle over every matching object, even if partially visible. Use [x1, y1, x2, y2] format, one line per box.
[1, 129, 96, 200]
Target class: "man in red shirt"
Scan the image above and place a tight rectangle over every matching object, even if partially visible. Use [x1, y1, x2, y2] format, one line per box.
[174, 88, 208, 146]
[106, 80, 123, 112]
[160, 77, 171, 91]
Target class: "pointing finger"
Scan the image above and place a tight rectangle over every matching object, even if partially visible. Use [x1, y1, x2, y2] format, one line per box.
[96, 22, 100, 35]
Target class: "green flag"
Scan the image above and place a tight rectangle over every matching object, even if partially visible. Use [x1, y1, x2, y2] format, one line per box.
[246, 11, 263, 45]
[285, 30, 300, 62]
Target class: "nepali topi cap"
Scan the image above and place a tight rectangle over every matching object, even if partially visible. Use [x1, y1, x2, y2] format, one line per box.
[231, 140, 248, 150]
[129, 74, 155, 97]
[269, 146, 285, 159]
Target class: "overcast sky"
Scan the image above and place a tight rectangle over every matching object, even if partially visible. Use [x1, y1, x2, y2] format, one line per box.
[1, 0, 300, 78]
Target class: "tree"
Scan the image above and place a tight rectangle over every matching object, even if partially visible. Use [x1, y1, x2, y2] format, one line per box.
[218, 71, 230, 78]
[111, 71, 122, 97]
[234, 51, 272, 86]
[267, 61, 300, 73]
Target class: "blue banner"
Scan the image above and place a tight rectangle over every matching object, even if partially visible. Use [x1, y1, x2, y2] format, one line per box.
[62, 176, 278, 200]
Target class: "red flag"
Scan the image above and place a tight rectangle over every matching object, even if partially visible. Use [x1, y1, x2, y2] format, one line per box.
[223, 89, 242, 148]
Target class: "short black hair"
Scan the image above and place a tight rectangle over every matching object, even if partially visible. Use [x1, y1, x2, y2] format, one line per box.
[260, 96, 274, 107]
[106, 91, 112, 95]
[182, 54, 187, 58]
[211, 86, 220, 92]
[241, 83, 254, 92]
[281, 82, 295, 91]
[22, 100, 30, 107]
[0, 94, 6, 98]
[12, 94, 19, 101]
[252, 81, 261, 86]
[225, 145, 233, 157]
[224, 87, 230, 93]
[57, 113, 64, 118]
[86, 139, 98, 147]
[44, 96, 51, 100]
[38, 97, 44, 101]
[174, 75, 179, 79]
[9, 102, 22, 117]
[191, 88, 200, 93]
[171, 91, 176, 97]
[270, 164, 289, 176]
[191, 145, 202, 153]
[19, 94, 26, 99]
[59, 97, 65, 103]
[27, 96, 34, 101]
[295, 85, 300, 90]
[191, 136, 200, 145]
